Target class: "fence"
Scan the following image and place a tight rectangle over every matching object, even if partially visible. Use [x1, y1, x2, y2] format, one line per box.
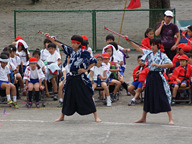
[14, 9, 176, 52]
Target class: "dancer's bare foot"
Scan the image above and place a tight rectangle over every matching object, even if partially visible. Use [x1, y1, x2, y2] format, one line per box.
[168, 119, 174, 125]
[55, 117, 64, 122]
[95, 117, 102, 122]
[134, 118, 146, 123]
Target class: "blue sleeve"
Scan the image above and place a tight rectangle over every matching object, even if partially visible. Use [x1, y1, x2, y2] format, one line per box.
[162, 53, 172, 64]
[61, 44, 73, 55]
[62, 55, 68, 67]
[82, 50, 97, 65]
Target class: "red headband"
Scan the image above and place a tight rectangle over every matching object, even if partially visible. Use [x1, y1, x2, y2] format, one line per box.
[71, 40, 81, 43]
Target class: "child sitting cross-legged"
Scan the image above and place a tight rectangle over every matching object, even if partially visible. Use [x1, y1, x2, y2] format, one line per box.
[0, 54, 18, 108]
[90, 54, 111, 107]
[24, 57, 45, 108]
[128, 55, 148, 106]
[169, 55, 192, 105]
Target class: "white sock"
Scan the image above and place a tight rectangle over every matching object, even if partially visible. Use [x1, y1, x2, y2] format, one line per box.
[92, 98, 95, 101]
[13, 96, 17, 102]
[59, 98, 63, 102]
[7, 95, 11, 101]
[132, 98, 136, 102]
[106, 96, 110, 101]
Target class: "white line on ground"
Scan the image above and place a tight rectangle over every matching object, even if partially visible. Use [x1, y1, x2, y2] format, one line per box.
[102, 131, 111, 143]
[1, 119, 192, 130]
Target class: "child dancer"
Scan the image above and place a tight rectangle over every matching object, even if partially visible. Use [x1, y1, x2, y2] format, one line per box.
[44, 34, 101, 122]
[141, 28, 164, 52]
[15, 39, 31, 72]
[90, 54, 111, 106]
[128, 55, 147, 106]
[169, 55, 192, 105]
[126, 37, 174, 125]
[0, 54, 18, 108]
[24, 57, 45, 108]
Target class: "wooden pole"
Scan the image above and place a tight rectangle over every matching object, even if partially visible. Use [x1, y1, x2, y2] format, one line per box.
[117, 0, 128, 45]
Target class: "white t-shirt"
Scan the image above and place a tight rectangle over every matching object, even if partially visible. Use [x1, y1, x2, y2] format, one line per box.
[8, 61, 16, 71]
[90, 65, 106, 80]
[118, 45, 124, 50]
[40, 48, 51, 61]
[16, 50, 30, 66]
[30, 69, 39, 79]
[117, 50, 126, 68]
[10, 55, 21, 67]
[62, 64, 70, 73]
[87, 47, 93, 57]
[38, 60, 45, 69]
[46, 51, 61, 64]
[0, 64, 10, 81]
[102, 62, 110, 71]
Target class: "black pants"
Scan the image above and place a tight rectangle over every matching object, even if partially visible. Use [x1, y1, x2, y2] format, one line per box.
[164, 48, 176, 61]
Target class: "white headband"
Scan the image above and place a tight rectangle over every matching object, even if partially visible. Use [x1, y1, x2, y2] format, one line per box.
[0, 58, 9, 62]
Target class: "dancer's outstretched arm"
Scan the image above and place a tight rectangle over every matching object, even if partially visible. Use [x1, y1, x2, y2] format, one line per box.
[125, 36, 143, 54]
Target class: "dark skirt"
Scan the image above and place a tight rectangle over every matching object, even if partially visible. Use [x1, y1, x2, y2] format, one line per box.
[62, 74, 96, 116]
[143, 71, 171, 114]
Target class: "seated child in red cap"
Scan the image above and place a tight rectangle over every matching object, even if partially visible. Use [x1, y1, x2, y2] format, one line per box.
[24, 57, 45, 108]
[169, 55, 192, 105]
[45, 43, 61, 100]
[15, 39, 31, 73]
[0, 54, 18, 108]
[90, 54, 111, 106]
[172, 47, 185, 70]
[128, 55, 148, 106]
[179, 25, 192, 52]
[101, 52, 121, 102]
[82, 36, 93, 57]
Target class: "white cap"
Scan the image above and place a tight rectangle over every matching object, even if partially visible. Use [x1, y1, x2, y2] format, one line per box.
[164, 10, 173, 17]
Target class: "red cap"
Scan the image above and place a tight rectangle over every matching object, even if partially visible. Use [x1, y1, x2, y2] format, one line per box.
[104, 45, 113, 51]
[94, 54, 103, 58]
[50, 70, 58, 75]
[15, 36, 23, 41]
[82, 36, 88, 41]
[29, 57, 37, 63]
[102, 53, 110, 58]
[179, 55, 189, 61]
[178, 43, 186, 49]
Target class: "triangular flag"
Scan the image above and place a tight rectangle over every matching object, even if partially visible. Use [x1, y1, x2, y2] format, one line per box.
[126, 0, 141, 9]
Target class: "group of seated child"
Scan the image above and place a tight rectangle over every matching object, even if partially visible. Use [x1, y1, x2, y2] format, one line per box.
[1, 25, 192, 109]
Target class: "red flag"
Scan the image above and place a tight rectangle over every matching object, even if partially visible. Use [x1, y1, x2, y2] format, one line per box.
[126, 0, 141, 9]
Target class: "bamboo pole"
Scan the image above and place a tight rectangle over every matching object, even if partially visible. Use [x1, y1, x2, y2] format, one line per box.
[117, 0, 128, 45]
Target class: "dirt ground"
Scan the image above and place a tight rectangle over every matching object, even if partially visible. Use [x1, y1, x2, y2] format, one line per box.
[0, 0, 192, 50]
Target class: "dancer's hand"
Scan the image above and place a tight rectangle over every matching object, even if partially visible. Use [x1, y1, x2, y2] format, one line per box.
[78, 68, 86, 74]
[151, 63, 159, 67]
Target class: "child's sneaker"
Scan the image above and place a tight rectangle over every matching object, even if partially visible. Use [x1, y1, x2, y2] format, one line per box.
[35, 102, 40, 108]
[53, 94, 58, 101]
[12, 102, 19, 109]
[128, 100, 135, 106]
[110, 93, 115, 102]
[107, 99, 111, 107]
[7, 100, 13, 105]
[28, 102, 32, 108]
[57, 101, 63, 107]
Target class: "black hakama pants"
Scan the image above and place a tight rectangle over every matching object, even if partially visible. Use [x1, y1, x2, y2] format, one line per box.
[143, 71, 171, 114]
[62, 74, 96, 116]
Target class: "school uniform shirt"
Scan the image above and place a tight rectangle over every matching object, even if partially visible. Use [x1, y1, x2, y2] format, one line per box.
[117, 50, 126, 68]
[16, 50, 30, 66]
[24, 66, 45, 81]
[46, 51, 61, 64]
[102, 62, 110, 71]
[87, 47, 93, 57]
[0, 63, 10, 81]
[38, 59, 45, 69]
[169, 64, 192, 85]
[62, 64, 70, 73]
[90, 66, 106, 81]
[117, 45, 124, 51]
[8, 61, 16, 71]
[10, 55, 21, 67]
[40, 48, 51, 61]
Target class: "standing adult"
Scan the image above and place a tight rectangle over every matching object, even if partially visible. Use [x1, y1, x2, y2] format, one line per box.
[155, 10, 180, 60]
